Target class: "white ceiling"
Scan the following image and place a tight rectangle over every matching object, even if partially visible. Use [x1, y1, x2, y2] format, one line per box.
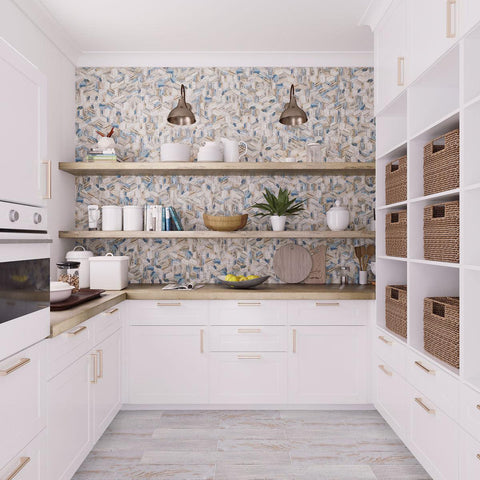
[33, 0, 373, 53]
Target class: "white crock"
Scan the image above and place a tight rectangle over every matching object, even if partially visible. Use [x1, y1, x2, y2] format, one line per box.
[326, 200, 350, 231]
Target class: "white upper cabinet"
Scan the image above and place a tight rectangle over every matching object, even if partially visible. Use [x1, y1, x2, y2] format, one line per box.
[375, 0, 408, 112]
[408, 0, 459, 81]
[460, 0, 480, 35]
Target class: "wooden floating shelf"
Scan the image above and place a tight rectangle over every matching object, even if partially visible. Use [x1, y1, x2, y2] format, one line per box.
[58, 161, 376, 176]
[59, 230, 376, 240]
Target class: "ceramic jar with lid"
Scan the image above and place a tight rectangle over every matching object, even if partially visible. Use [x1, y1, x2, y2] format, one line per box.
[102, 206, 122, 231]
[326, 200, 350, 231]
[56, 261, 80, 293]
[66, 246, 94, 288]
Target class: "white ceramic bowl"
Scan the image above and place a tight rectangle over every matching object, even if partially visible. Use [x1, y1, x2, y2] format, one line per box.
[160, 143, 191, 162]
[50, 281, 74, 303]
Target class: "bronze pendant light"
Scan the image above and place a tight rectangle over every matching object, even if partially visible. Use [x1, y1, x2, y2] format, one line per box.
[167, 84, 196, 125]
[279, 84, 308, 126]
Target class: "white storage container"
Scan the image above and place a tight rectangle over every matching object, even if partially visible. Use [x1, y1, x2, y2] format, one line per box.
[123, 206, 143, 231]
[66, 246, 94, 288]
[102, 206, 122, 231]
[89, 253, 129, 290]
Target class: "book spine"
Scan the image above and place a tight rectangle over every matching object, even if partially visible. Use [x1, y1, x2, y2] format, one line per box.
[165, 207, 172, 231]
[161, 207, 166, 231]
[169, 207, 183, 231]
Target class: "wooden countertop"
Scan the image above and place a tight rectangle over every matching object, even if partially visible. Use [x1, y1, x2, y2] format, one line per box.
[49, 284, 375, 337]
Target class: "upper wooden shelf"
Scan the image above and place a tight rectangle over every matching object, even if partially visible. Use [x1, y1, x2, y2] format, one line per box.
[59, 230, 376, 240]
[58, 161, 376, 176]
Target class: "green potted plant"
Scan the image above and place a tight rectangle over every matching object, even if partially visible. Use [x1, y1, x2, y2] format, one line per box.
[251, 187, 305, 231]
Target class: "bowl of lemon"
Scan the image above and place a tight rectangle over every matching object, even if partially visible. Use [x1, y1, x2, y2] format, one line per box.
[217, 274, 269, 289]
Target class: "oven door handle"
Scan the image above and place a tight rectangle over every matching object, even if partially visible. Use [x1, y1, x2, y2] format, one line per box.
[0, 239, 52, 244]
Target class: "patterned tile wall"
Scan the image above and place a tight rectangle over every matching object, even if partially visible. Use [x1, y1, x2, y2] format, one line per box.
[75, 67, 375, 284]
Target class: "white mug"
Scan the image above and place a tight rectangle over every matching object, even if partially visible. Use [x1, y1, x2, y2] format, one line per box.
[198, 141, 223, 162]
[220, 138, 248, 163]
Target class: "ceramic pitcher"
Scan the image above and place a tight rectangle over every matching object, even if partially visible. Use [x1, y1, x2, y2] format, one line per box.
[220, 138, 248, 163]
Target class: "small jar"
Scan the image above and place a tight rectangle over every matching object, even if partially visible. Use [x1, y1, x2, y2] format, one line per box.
[56, 261, 80, 293]
[102, 206, 123, 231]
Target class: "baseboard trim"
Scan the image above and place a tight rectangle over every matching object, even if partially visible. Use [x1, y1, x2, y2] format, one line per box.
[121, 403, 376, 411]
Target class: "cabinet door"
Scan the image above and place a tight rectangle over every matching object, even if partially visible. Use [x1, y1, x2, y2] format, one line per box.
[92, 329, 121, 441]
[288, 326, 368, 404]
[127, 326, 208, 404]
[47, 354, 92, 480]
[461, 0, 480, 36]
[375, 0, 407, 111]
[408, 0, 459, 80]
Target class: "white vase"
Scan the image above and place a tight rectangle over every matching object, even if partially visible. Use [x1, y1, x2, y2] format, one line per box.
[270, 215, 286, 231]
[359, 270, 368, 285]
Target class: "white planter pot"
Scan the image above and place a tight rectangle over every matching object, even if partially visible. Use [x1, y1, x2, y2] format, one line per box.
[270, 215, 286, 231]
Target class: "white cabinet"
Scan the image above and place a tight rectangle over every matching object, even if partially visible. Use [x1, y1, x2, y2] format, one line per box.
[375, 329, 407, 377]
[127, 325, 208, 404]
[461, 0, 480, 35]
[408, 0, 459, 80]
[209, 325, 287, 352]
[460, 430, 480, 480]
[375, 0, 408, 111]
[211, 300, 287, 325]
[288, 326, 368, 404]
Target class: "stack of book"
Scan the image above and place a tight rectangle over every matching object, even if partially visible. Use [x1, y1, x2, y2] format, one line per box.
[144, 205, 183, 232]
[86, 147, 118, 163]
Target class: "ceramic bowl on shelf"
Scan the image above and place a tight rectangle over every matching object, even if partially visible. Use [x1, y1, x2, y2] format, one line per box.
[217, 275, 269, 289]
[203, 213, 248, 231]
[50, 281, 74, 303]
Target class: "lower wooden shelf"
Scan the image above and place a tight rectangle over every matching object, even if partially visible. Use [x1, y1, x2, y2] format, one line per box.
[59, 230, 376, 240]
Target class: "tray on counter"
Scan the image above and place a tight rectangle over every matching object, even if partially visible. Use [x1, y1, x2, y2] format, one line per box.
[50, 288, 105, 311]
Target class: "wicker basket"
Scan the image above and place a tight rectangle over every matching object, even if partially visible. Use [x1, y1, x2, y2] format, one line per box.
[385, 285, 407, 338]
[424, 129, 459, 196]
[385, 156, 407, 205]
[424, 200, 459, 263]
[203, 213, 248, 231]
[385, 210, 407, 258]
[424, 297, 459, 369]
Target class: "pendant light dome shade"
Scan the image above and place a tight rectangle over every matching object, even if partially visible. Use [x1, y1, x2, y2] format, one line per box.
[279, 84, 308, 126]
[167, 84, 196, 126]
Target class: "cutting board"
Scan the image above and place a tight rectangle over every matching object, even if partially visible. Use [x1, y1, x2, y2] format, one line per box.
[273, 244, 312, 283]
[304, 245, 326, 284]
[50, 289, 105, 311]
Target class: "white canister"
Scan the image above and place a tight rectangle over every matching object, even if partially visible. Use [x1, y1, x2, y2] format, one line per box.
[89, 253, 129, 290]
[123, 206, 143, 231]
[197, 141, 224, 162]
[65, 246, 94, 289]
[102, 206, 122, 231]
[160, 143, 191, 162]
[326, 200, 350, 231]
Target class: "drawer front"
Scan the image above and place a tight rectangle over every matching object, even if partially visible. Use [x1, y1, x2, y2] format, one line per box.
[93, 306, 122, 345]
[410, 389, 459, 480]
[47, 318, 94, 380]
[210, 300, 287, 326]
[0, 429, 46, 480]
[127, 300, 208, 325]
[287, 300, 369, 326]
[209, 352, 287, 404]
[461, 430, 480, 480]
[375, 329, 407, 377]
[460, 383, 480, 442]
[407, 350, 459, 421]
[209, 326, 287, 352]
[0, 342, 46, 469]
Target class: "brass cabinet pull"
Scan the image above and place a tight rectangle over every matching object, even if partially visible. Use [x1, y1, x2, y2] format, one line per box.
[67, 325, 87, 336]
[200, 329, 204, 354]
[315, 302, 339, 307]
[237, 354, 261, 360]
[90, 354, 98, 384]
[446, 0, 457, 38]
[6, 457, 30, 480]
[414, 360, 435, 375]
[237, 302, 261, 306]
[378, 364, 393, 376]
[476, 453, 480, 461]
[104, 308, 118, 315]
[97, 350, 103, 379]
[237, 328, 261, 334]
[156, 302, 181, 307]
[415, 397, 435, 415]
[42, 160, 51, 199]
[476, 404, 480, 411]
[378, 335, 392, 345]
[292, 328, 297, 353]
[397, 56, 405, 86]
[0, 358, 30, 376]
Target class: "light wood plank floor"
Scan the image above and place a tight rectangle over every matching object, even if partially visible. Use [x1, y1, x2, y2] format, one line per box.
[72, 410, 431, 480]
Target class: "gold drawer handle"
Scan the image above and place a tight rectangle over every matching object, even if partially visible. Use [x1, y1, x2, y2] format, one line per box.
[104, 308, 118, 315]
[476, 404, 480, 411]
[90, 353, 98, 384]
[378, 364, 393, 376]
[237, 302, 261, 306]
[237, 328, 261, 334]
[67, 325, 87, 336]
[397, 56, 405, 86]
[477, 453, 480, 461]
[157, 302, 181, 307]
[315, 302, 340, 307]
[200, 329, 204, 354]
[42, 160, 51, 199]
[415, 360, 435, 375]
[415, 397, 435, 415]
[237, 354, 261, 360]
[6, 457, 30, 480]
[97, 350, 103, 378]
[446, 0, 457, 38]
[293, 328, 297, 353]
[378, 335, 392, 345]
[0, 358, 30, 376]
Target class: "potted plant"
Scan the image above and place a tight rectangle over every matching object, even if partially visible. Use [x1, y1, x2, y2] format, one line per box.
[251, 187, 305, 231]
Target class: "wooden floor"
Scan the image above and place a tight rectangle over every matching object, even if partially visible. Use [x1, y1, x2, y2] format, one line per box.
[72, 410, 431, 480]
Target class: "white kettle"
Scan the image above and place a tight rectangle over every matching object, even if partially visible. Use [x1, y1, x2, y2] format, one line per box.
[220, 138, 248, 163]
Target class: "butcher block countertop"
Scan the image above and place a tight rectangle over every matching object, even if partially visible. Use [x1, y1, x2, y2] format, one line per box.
[49, 284, 375, 337]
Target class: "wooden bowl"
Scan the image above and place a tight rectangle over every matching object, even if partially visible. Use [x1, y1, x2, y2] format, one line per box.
[203, 213, 248, 231]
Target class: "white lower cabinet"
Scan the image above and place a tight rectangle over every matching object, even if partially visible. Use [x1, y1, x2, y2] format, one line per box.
[127, 325, 208, 404]
[209, 352, 287, 404]
[288, 326, 368, 404]
[460, 430, 480, 480]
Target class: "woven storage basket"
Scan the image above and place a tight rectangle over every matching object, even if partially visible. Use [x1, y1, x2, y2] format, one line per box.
[424, 200, 459, 263]
[385, 285, 407, 338]
[385, 210, 407, 257]
[385, 156, 407, 205]
[424, 297, 459, 369]
[423, 129, 459, 196]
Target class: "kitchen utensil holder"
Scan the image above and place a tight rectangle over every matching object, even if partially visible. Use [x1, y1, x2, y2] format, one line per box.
[385, 285, 407, 338]
[385, 156, 407, 205]
[385, 210, 407, 258]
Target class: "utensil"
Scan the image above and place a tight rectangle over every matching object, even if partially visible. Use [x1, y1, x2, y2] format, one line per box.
[160, 143, 191, 162]
[217, 275, 269, 289]
[273, 244, 312, 283]
[203, 213, 248, 231]
[50, 281, 74, 303]
[304, 246, 326, 284]
[220, 138, 248, 163]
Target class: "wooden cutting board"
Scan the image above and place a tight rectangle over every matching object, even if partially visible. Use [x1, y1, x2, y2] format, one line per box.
[50, 289, 105, 311]
[273, 244, 312, 283]
[304, 245, 326, 284]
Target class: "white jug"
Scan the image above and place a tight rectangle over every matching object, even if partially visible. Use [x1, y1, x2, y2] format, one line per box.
[220, 138, 248, 163]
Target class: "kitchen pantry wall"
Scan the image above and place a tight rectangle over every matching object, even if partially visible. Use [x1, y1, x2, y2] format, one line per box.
[74, 67, 375, 283]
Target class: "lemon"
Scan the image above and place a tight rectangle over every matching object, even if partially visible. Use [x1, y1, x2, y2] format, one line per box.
[226, 274, 239, 282]
[238, 275, 247, 281]
[247, 275, 259, 280]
